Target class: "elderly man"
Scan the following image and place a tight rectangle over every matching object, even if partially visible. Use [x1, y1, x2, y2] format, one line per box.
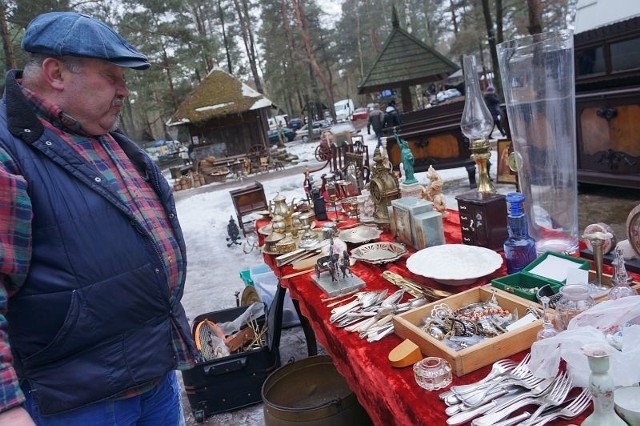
[0, 12, 198, 425]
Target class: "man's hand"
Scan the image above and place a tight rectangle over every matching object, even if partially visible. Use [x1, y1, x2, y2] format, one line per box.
[0, 406, 35, 426]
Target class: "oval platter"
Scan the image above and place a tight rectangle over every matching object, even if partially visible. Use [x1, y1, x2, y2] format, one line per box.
[406, 244, 503, 286]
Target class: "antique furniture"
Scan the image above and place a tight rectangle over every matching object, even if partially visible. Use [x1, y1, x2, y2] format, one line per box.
[384, 100, 476, 187]
[574, 16, 640, 189]
[229, 182, 269, 236]
[455, 191, 508, 251]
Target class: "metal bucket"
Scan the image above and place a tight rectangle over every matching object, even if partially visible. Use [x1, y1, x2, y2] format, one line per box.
[262, 355, 371, 426]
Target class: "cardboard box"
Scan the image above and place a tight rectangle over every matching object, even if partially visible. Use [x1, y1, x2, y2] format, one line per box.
[491, 251, 591, 302]
[393, 285, 542, 377]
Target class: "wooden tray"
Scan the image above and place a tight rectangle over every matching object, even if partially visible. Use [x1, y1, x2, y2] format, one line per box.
[393, 285, 542, 377]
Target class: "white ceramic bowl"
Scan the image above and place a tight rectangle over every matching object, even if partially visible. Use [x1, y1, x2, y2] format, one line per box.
[614, 386, 640, 426]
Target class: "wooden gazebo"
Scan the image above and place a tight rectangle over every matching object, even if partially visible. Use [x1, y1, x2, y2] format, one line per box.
[357, 7, 459, 112]
[167, 69, 274, 159]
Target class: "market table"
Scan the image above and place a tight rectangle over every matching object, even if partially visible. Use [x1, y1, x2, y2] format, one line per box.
[257, 210, 636, 425]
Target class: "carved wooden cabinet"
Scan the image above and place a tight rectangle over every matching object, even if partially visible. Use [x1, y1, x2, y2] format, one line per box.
[575, 88, 640, 187]
[574, 16, 640, 189]
[455, 191, 508, 251]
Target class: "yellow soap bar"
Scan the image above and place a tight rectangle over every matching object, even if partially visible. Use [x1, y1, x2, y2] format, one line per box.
[388, 338, 422, 368]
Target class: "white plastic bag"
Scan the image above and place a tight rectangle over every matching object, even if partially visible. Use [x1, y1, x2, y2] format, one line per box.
[530, 295, 640, 387]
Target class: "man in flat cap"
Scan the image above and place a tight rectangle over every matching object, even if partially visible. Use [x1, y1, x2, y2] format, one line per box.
[0, 11, 198, 425]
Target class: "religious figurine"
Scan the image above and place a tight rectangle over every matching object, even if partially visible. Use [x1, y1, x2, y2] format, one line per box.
[397, 133, 417, 185]
[422, 165, 447, 216]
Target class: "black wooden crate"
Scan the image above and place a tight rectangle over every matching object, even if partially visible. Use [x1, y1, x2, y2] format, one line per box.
[182, 285, 284, 422]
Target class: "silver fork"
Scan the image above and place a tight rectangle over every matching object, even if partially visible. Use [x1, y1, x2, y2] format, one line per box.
[458, 373, 545, 407]
[448, 359, 517, 396]
[457, 355, 538, 407]
[527, 387, 592, 426]
[470, 374, 558, 426]
[520, 371, 573, 425]
[443, 354, 530, 405]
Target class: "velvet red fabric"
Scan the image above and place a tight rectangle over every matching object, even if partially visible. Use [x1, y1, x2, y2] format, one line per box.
[258, 211, 636, 425]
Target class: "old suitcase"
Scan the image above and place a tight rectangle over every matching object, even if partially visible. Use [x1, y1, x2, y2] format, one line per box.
[182, 284, 284, 422]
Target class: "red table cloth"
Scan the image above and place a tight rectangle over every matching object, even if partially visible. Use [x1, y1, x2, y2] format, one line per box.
[258, 210, 635, 425]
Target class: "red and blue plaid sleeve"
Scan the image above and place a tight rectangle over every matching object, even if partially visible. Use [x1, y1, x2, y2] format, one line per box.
[0, 146, 32, 411]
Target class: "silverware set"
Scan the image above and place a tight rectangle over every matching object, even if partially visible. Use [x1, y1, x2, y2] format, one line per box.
[326, 289, 427, 342]
[442, 354, 592, 425]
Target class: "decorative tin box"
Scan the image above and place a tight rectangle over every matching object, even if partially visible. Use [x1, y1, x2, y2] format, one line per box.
[491, 251, 591, 302]
[391, 197, 434, 248]
[393, 285, 542, 377]
[413, 210, 445, 249]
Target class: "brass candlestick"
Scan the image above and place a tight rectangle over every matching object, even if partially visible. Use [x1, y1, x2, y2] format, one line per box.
[330, 194, 341, 223]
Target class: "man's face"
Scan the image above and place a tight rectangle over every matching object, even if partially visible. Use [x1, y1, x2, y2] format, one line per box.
[59, 58, 129, 135]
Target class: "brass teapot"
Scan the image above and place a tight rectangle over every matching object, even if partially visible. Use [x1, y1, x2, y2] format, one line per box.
[270, 193, 296, 232]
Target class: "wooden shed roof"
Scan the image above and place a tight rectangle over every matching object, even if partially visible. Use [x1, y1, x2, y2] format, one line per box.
[357, 9, 459, 94]
[167, 69, 273, 126]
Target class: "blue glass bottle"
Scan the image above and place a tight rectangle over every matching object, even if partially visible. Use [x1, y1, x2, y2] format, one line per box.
[503, 192, 537, 273]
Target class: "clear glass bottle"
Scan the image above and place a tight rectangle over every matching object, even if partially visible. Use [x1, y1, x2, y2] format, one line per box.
[555, 284, 595, 330]
[503, 192, 537, 274]
[608, 246, 638, 300]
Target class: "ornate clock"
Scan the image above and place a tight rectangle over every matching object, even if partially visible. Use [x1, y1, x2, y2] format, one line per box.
[370, 147, 400, 226]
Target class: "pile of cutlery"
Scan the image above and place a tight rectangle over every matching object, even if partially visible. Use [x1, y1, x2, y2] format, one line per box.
[326, 289, 427, 342]
[441, 354, 591, 425]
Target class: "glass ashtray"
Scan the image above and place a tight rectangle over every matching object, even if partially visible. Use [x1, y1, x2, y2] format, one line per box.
[413, 357, 452, 391]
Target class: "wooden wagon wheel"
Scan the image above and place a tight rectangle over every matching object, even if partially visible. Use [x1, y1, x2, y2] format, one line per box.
[314, 143, 332, 162]
[247, 144, 269, 158]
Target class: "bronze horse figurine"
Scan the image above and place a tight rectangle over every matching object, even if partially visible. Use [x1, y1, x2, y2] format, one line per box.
[315, 252, 339, 282]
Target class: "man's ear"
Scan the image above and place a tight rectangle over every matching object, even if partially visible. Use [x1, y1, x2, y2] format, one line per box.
[40, 57, 67, 91]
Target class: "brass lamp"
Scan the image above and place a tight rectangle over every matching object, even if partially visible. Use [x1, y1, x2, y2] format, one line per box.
[460, 55, 496, 194]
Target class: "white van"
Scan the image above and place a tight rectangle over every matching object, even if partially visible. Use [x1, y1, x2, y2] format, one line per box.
[268, 114, 289, 130]
[334, 99, 355, 122]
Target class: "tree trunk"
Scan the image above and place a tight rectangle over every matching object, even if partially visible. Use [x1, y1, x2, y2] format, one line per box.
[0, 1, 16, 70]
[232, 0, 263, 92]
[526, 0, 543, 35]
[191, 3, 213, 72]
[218, 0, 233, 74]
[481, 0, 502, 96]
[292, 0, 335, 117]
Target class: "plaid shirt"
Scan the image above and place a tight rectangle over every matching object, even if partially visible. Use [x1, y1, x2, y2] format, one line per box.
[0, 87, 194, 412]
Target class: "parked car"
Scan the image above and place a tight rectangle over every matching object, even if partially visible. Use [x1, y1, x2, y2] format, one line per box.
[434, 88, 462, 103]
[287, 117, 303, 130]
[268, 127, 296, 145]
[297, 120, 331, 142]
[351, 108, 369, 121]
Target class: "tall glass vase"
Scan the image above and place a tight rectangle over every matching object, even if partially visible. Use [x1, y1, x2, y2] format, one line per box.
[497, 31, 579, 254]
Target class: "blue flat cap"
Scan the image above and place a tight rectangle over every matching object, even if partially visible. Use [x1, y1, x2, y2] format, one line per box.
[22, 12, 150, 70]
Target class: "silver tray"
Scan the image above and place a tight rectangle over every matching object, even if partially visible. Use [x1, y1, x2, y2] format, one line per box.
[338, 225, 383, 244]
[350, 242, 408, 265]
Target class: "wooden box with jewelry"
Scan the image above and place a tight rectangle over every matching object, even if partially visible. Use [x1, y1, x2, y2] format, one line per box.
[393, 285, 543, 377]
[181, 286, 284, 422]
